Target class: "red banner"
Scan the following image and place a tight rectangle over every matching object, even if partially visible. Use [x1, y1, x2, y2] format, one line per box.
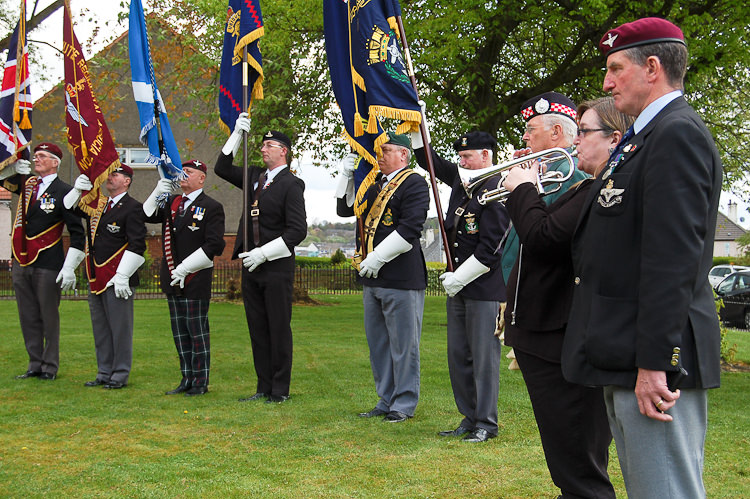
[63, 0, 120, 216]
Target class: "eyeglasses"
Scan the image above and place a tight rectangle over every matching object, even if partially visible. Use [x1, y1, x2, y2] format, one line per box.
[33, 153, 53, 160]
[523, 126, 539, 134]
[260, 142, 285, 150]
[576, 128, 611, 137]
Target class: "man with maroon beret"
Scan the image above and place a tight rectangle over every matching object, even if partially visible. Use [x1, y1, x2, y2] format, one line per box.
[143, 160, 225, 396]
[2, 142, 86, 381]
[563, 17, 722, 497]
[66, 164, 147, 389]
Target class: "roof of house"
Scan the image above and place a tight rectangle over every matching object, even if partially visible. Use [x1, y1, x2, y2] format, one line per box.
[715, 211, 747, 241]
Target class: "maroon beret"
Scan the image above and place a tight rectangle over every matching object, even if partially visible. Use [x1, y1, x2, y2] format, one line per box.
[599, 17, 685, 56]
[114, 164, 134, 177]
[34, 142, 63, 161]
[520, 92, 577, 123]
[182, 159, 207, 173]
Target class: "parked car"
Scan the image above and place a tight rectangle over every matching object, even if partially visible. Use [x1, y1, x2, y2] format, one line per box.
[715, 270, 750, 329]
[709, 264, 749, 288]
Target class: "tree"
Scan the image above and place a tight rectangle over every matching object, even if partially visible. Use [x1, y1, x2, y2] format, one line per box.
[7, 0, 749, 194]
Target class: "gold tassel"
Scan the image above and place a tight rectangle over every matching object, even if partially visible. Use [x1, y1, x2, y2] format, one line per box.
[353, 112, 364, 137]
[81, 139, 89, 159]
[367, 113, 379, 134]
[13, 102, 20, 122]
[19, 109, 31, 129]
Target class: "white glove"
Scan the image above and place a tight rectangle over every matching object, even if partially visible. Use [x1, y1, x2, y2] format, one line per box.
[335, 153, 359, 202]
[409, 100, 431, 150]
[170, 248, 213, 288]
[0, 159, 31, 180]
[439, 255, 490, 297]
[238, 237, 291, 272]
[106, 250, 145, 299]
[55, 247, 85, 291]
[64, 174, 94, 209]
[358, 231, 412, 278]
[143, 178, 175, 216]
[222, 112, 251, 156]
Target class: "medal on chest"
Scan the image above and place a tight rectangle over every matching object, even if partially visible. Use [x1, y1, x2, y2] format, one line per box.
[39, 193, 55, 213]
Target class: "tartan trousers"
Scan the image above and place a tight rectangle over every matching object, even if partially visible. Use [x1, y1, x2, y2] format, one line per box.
[167, 296, 211, 387]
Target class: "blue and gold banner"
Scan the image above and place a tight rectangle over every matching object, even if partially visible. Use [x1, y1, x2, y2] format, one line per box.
[219, 0, 264, 133]
[324, 0, 420, 215]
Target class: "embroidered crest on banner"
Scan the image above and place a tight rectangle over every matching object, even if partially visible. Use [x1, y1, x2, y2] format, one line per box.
[367, 26, 409, 82]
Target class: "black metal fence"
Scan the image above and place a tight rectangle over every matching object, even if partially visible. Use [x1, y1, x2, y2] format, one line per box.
[0, 260, 447, 299]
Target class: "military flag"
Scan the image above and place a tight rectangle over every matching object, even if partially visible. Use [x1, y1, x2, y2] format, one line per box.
[219, 0, 264, 133]
[324, 0, 421, 216]
[0, 0, 32, 172]
[63, 0, 120, 215]
[129, 0, 182, 180]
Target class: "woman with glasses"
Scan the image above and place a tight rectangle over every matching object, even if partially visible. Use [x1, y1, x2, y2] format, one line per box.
[500, 97, 633, 499]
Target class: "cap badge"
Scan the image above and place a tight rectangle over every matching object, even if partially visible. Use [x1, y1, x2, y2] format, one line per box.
[461, 137, 468, 146]
[192, 160, 203, 168]
[602, 32, 618, 47]
[265, 131, 273, 138]
[534, 98, 550, 114]
[39, 144, 49, 149]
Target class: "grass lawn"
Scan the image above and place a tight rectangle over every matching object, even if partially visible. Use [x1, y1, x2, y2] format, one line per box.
[0, 295, 748, 498]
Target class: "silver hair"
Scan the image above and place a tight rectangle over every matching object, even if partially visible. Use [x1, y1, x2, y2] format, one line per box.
[541, 114, 577, 146]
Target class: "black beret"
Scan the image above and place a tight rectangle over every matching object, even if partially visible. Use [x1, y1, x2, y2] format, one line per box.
[452, 131, 497, 152]
[261, 130, 292, 149]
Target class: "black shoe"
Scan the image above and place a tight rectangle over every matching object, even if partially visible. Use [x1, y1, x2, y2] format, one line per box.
[165, 382, 191, 395]
[15, 371, 42, 379]
[462, 428, 496, 443]
[238, 392, 268, 402]
[185, 386, 208, 396]
[358, 407, 388, 418]
[383, 411, 411, 423]
[103, 381, 126, 389]
[438, 425, 473, 437]
[84, 379, 107, 387]
[265, 395, 289, 404]
[39, 372, 56, 380]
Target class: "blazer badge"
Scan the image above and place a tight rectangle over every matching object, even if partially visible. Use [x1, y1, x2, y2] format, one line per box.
[597, 179, 625, 208]
[464, 212, 479, 234]
[106, 222, 121, 233]
[381, 208, 394, 226]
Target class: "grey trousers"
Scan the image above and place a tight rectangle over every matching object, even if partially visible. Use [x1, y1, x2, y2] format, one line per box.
[12, 260, 61, 375]
[88, 287, 135, 384]
[604, 386, 708, 499]
[446, 296, 501, 433]
[363, 286, 424, 417]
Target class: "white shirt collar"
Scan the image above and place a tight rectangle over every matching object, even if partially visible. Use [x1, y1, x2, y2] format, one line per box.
[108, 192, 127, 206]
[634, 90, 683, 134]
[383, 166, 406, 182]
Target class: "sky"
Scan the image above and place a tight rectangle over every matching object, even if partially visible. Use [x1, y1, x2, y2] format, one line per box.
[13, 1, 750, 228]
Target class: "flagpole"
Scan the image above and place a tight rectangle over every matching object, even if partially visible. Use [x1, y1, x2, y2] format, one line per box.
[241, 46, 250, 253]
[394, 15, 453, 271]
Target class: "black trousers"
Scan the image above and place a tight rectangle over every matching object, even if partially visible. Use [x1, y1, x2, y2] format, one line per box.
[515, 348, 615, 499]
[241, 267, 294, 397]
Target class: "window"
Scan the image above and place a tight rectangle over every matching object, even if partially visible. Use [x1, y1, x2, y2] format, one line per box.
[116, 148, 156, 169]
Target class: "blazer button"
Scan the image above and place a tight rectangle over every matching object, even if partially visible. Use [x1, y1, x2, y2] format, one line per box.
[454, 257, 459, 263]
[670, 359, 678, 366]
[574, 277, 580, 285]
[457, 231, 462, 235]
[673, 347, 681, 353]
[453, 242, 458, 247]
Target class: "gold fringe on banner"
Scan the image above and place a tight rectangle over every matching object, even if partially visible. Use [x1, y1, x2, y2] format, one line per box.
[353, 112, 365, 136]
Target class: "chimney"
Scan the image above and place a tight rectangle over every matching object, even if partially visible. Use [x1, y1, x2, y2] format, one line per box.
[728, 200, 738, 222]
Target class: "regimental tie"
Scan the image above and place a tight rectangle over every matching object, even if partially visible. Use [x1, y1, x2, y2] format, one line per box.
[178, 195, 187, 216]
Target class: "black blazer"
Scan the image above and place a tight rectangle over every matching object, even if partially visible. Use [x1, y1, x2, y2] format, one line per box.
[503, 180, 592, 361]
[414, 147, 509, 301]
[214, 153, 306, 273]
[562, 96, 722, 390]
[5, 175, 86, 270]
[145, 191, 226, 300]
[76, 192, 147, 288]
[338, 168, 429, 291]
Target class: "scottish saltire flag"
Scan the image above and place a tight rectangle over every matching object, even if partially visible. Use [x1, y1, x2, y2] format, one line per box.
[0, 0, 32, 172]
[63, 0, 120, 216]
[129, 0, 182, 180]
[219, 0, 264, 133]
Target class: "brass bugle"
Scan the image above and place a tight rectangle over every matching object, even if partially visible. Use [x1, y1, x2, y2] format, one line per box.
[459, 147, 577, 205]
